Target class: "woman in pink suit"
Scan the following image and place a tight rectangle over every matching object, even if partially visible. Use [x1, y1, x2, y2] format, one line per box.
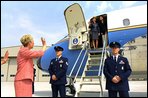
[14, 34, 46, 97]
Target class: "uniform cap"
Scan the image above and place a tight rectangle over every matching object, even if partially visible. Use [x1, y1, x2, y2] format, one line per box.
[54, 46, 64, 51]
[109, 41, 121, 48]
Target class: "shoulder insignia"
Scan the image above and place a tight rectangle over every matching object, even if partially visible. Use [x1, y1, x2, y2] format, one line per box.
[66, 62, 68, 66]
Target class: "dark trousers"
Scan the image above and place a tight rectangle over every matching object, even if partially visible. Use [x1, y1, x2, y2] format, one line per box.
[51, 84, 66, 97]
[32, 82, 34, 94]
[108, 90, 129, 97]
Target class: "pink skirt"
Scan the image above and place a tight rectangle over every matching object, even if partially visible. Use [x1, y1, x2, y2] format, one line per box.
[14, 79, 32, 97]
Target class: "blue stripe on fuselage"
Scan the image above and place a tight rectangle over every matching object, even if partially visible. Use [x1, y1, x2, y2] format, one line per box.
[108, 27, 147, 46]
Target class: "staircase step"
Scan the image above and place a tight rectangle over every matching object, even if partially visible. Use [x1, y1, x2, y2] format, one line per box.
[85, 71, 101, 76]
[80, 82, 100, 85]
[85, 70, 100, 76]
[85, 70, 99, 72]
[82, 76, 101, 79]
[89, 50, 102, 54]
[88, 60, 100, 65]
[89, 59, 100, 62]
[89, 47, 103, 50]
[89, 54, 102, 57]
[87, 66, 100, 70]
[89, 57, 101, 60]
[87, 64, 100, 66]
[78, 90, 101, 94]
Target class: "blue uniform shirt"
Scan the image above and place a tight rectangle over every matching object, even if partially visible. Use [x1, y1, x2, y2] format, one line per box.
[48, 56, 68, 85]
[103, 55, 132, 91]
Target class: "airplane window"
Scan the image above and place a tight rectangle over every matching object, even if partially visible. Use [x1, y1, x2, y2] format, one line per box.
[42, 74, 50, 77]
[1, 74, 4, 77]
[123, 18, 130, 26]
[141, 35, 147, 38]
[10, 74, 15, 77]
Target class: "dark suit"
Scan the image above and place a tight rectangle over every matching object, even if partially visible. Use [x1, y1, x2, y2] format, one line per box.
[48, 56, 68, 97]
[98, 20, 107, 35]
[103, 55, 132, 97]
[89, 22, 101, 40]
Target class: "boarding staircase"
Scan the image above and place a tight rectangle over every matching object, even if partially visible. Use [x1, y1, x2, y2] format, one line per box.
[74, 41, 107, 97]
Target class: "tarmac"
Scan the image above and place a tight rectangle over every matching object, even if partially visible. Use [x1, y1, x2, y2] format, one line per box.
[1, 81, 147, 97]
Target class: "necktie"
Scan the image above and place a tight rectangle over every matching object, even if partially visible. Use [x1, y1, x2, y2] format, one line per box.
[114, 56, 116, 62]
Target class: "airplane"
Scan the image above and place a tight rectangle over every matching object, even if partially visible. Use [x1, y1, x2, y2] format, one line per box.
[37, 3, 147, 96]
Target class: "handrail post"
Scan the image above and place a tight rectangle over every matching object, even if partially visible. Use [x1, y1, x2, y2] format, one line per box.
[68, 41, 87, 77]
[73, 49, 88, 83]
[98, 40, 106, 76]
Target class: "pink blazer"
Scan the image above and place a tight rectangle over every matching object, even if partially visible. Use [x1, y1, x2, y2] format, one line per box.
[15, 47, 44, 81]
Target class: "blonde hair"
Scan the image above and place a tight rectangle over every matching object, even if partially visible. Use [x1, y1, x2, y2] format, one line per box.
[20, 34, 33, 46]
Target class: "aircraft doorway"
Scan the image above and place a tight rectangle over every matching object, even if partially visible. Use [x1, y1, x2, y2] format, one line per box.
[88, 14, 108, 49]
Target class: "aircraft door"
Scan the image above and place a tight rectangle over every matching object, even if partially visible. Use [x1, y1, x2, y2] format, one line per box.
[88, 14, 109, 48]
[64, 3, 87, 50]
